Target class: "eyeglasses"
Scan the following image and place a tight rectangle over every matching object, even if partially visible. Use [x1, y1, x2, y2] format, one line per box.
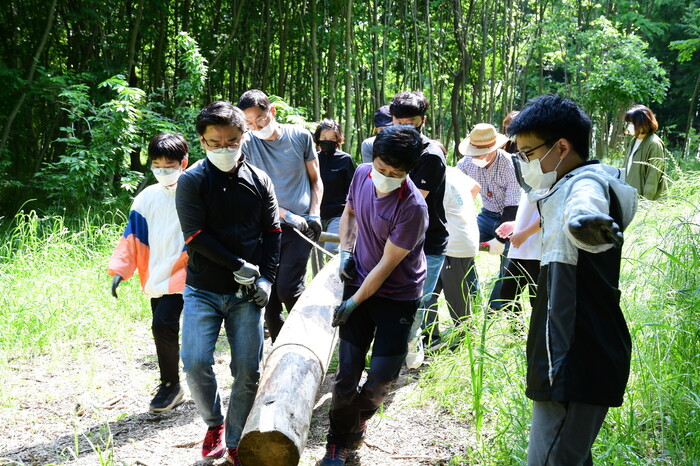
[202, 137, 241, 153]
[151, 166, 179, 176]
[515, 138, 558, 163]
[247, 113, 271, 130]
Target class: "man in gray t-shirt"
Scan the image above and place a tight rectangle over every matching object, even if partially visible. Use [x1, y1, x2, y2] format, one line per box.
[238, 89, 324, 342]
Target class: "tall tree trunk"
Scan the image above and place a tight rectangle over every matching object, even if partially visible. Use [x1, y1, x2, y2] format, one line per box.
[0, 0, 57, 158]
[277, 0, 290, 97]
[410, 0, 422, 91]
[343, 0, 354, 149]
[683, 71, 700, 158]
[125, 0, 145, 87]
[327, 2, 339, 119]
[425, 0, 436, 136]
[310, 0, 320, 120]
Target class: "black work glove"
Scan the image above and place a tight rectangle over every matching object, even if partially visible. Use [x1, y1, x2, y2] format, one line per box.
[304, 215, 322, 242]
[111, 275, 123, 299]
[339, 250, 357, 284]
[252, 277, 272, 308]
[332, 298, 359, 327]
[568, 214, 623, 248]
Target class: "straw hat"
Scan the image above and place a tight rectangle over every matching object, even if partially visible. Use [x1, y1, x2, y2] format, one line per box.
[458, 123, 509, 156]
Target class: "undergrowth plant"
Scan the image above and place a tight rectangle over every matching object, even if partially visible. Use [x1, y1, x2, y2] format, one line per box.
[0, 207, 148, 405]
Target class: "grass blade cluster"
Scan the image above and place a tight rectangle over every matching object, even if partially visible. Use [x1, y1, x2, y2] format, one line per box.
[0, 208, 148, 405]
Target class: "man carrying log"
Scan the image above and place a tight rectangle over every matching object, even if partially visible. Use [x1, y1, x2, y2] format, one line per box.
[320, 125, 429, 465]
[175, 101, 281, 465]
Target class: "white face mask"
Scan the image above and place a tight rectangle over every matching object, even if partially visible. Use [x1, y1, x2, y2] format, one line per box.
[251, 119, 277, 139]
[152, 166, 182, 187]
[371, 167, 406, 193]
[207, 147, 241, 172]
[520, 144, 563, 191]
[626, 123, 636, 136]
[471, 156, 490, 168]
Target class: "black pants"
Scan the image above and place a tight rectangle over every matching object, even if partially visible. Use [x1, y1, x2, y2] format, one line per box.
[327, 286, 417, 448]
[493, 258, 540, 314]
[265, 226, 312, 342]
[150, 294, 183, 385]
[424, 256, 476, 328]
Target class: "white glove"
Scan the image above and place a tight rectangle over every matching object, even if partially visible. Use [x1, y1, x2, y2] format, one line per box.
[233, 261, 260, 285]
[486, 238, 505, 256]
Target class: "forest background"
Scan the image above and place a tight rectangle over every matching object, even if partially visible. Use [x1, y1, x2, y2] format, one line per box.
[1, 0, 700, 213]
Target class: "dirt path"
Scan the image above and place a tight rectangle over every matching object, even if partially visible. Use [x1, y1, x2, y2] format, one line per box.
[0, 326, 472, 466]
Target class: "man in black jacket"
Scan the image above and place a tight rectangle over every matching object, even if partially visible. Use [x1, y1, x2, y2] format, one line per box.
[175, 101, 281, 466]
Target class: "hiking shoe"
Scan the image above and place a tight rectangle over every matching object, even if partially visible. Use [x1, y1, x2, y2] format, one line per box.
[426, 337, 445, 353]
[405, 337, 424, 369]
[149, 382, 184, 413]
[319, 443, 350, 465]
[202, 424, 225, 459]
[226, 447, 241, 465]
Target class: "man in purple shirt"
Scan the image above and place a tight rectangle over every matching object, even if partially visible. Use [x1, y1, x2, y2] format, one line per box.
[320, 125, 428, 465]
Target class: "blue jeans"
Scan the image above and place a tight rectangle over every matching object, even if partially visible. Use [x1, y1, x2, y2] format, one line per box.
[181, 285, 263, 448]
[475, 208, 511, 310]
[410, 254, 445, 341]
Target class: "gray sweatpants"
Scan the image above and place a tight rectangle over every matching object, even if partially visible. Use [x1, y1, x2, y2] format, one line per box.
[528, 400, 609, 466]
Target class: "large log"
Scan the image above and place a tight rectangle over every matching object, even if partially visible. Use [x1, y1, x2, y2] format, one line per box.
[238, 255, 342, 465]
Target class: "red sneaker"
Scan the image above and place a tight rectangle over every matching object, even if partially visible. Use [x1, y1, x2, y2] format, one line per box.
[227, 447, 241, 465]
[201, 424, 225, 459]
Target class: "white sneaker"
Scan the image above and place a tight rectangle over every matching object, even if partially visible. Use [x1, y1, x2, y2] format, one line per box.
[405, 337, 425, 369]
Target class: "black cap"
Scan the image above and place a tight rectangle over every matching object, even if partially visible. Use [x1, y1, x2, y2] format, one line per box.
[373, 105, 392, 128]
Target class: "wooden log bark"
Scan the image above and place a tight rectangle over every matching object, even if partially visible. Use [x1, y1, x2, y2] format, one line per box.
[238, 255, 342, 465]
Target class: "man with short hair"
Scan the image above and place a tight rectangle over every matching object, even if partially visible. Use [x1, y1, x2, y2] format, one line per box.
[508, 94, 637, 465]
[237, 89, 323, 342]
[388, 91, 447, 367]
[360, 105, 392, 163]
[321, 125, 428, 465]
[176, 101, 281, 465]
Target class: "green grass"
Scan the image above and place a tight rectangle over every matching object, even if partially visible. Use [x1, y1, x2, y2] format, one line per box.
[417, 170, 700, 464]
[2, 167, 699, 464]
[0, 207, 150, 405]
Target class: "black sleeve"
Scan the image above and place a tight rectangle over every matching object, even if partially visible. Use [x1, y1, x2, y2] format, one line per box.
[410, 148, 445, 193]
[259, 175, 282, 282]
[500, 205, 519, 224]
[175, 171, 245, 272]
[345, 156, 356, 198]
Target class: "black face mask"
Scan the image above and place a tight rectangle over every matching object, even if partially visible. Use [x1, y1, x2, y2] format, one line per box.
[318, 140, 337, 154]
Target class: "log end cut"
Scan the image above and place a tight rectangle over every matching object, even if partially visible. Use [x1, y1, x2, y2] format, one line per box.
[238, 429, 300, 466]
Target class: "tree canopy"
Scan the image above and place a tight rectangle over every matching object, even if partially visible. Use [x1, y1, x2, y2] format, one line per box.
[1, 0, 698, 212]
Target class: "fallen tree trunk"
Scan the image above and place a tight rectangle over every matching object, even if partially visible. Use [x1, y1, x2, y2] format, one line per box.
[238, 255, 342, 465]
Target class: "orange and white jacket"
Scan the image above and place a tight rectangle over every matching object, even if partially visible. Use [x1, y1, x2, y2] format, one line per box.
[108, 183, 187, 297]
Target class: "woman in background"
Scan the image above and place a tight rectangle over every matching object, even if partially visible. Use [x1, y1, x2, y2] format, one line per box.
[623, 105, 667, 200]
[313, 119, 356, 259]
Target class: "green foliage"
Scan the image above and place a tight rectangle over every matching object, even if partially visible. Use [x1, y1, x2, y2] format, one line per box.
[0, 207, 147, 405]
[33, 32, 208, 207]
[574, 17, 669, 115]
[669, 3, 700, 62]
[37, 76, 147, 204]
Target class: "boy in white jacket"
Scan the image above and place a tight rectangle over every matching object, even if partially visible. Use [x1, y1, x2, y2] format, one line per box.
[108, 133, 189, 413]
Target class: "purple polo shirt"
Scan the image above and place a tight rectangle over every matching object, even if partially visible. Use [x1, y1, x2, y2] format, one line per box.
[347, 163, 428, 300]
